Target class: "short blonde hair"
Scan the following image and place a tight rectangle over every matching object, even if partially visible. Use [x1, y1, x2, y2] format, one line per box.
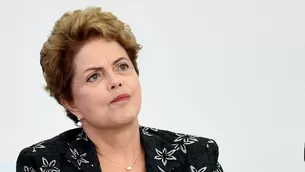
[40, 7, 142, 122]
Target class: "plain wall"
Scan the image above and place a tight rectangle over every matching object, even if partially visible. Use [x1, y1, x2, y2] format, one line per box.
[0, 0, 304, 171]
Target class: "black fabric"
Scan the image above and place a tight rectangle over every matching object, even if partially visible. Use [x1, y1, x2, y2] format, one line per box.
[16, 126, 223, 172]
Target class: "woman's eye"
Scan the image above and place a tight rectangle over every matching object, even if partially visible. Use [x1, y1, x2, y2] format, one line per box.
[118, 64, 129, 71]
[87, 73, 100, 82]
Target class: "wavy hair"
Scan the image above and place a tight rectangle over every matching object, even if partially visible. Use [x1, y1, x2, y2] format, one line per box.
[40, 7, 142, 122]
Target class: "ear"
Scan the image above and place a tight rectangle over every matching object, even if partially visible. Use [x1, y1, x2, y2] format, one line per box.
[59, 97, 82, 119]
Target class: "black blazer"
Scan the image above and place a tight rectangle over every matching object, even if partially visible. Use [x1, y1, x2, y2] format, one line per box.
[16, 126, 223, 172]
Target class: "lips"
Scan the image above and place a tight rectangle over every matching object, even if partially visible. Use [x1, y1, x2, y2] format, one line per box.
[111, 93, 130, 103]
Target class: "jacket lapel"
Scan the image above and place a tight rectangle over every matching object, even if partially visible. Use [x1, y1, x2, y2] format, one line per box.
[65, 129, 101, 172]
[140, 126, 185, 172]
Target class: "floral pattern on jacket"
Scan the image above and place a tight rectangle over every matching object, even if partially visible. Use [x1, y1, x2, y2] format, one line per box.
[16, 126, 223, 172]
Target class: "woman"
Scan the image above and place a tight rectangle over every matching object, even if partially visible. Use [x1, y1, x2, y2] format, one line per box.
[16, 7, 223, 172]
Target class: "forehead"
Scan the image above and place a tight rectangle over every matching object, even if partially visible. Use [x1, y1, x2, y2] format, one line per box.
[74, 38, 128, 68]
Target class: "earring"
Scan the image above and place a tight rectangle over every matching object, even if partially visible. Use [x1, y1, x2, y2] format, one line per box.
[75, 118, 82, 128]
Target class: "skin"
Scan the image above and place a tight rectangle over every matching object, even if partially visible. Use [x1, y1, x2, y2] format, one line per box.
[61, 38, 145, 172]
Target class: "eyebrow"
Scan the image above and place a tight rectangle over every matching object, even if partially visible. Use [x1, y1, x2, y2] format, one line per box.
[83, 57, 128, 73]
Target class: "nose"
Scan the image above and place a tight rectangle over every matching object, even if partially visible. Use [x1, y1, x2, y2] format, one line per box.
[110, 82, 122, 90]
[107, 75, 122, 90]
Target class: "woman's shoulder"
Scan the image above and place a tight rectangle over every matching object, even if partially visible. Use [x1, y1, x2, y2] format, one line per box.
[140, 126, 223, 171]
[140, 126, 221, 159]
[141, 125, 219, 145]
[18, 128, 82, 153]
[16, 128, 82, 169]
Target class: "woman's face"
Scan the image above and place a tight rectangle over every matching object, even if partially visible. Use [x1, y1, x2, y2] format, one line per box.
[65, 38, 142, 129]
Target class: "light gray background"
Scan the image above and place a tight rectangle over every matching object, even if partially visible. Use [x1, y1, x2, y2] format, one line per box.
[0, 0, 304, 171]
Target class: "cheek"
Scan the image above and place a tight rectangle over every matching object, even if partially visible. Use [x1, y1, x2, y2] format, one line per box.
[132, 79, 142, 101]
[74, 86, 108, 110]
[129, 77, 141, 92]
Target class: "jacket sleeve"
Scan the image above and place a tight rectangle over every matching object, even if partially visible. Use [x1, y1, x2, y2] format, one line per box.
[209, 139, 224, 172]
[16, 148, 37, 172]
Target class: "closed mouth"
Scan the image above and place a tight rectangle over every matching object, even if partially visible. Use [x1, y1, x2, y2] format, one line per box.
[111, 94, 130, 103]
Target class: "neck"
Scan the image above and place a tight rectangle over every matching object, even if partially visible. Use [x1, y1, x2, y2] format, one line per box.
[83, 119, 142, 158]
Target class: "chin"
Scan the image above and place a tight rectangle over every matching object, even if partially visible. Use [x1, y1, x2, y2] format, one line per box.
[113, 113, 139, 126]
[111, 103, 140, 123]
